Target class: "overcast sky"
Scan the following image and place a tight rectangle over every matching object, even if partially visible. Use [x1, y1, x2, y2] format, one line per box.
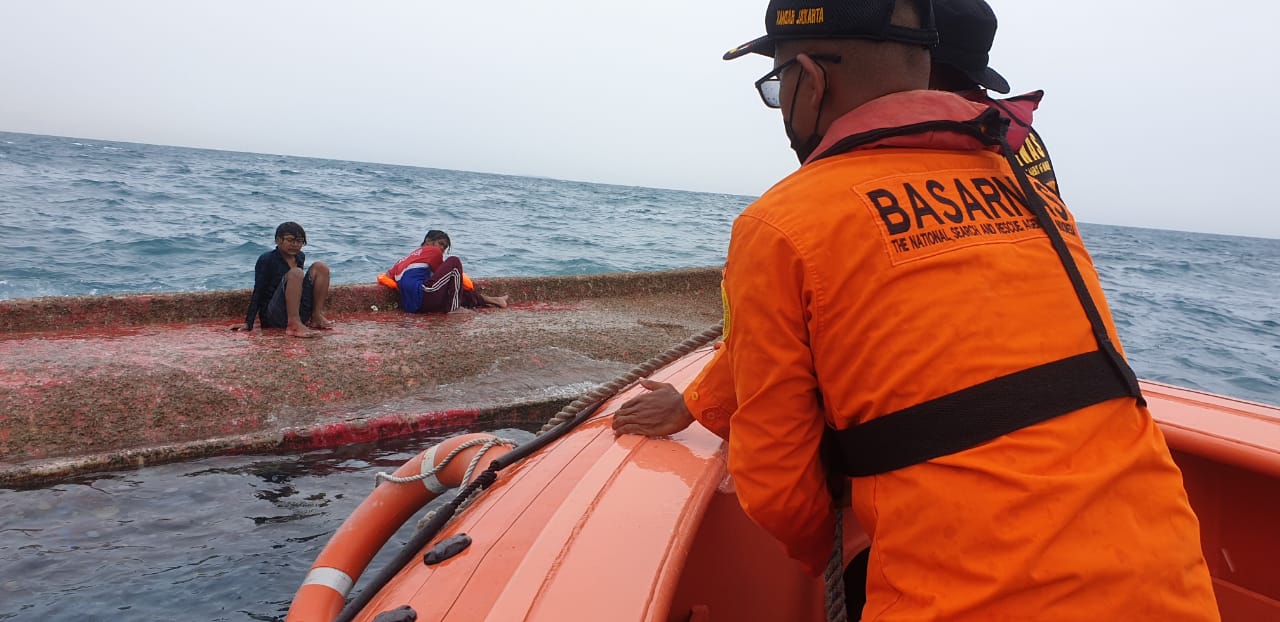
[2, 1, 1278, 239]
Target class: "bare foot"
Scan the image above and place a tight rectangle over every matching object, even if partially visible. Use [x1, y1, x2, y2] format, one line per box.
[487, 295, 509, 309]
[308, 314, 334, 330]
[286, 323, 320, 338]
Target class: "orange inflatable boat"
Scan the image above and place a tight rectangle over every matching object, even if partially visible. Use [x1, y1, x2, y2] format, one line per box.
[287, 346, 1280, 621]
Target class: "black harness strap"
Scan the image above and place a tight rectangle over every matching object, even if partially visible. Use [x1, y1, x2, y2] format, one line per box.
[812, 109, 1144, 477]
[826, 351, 1132, 477]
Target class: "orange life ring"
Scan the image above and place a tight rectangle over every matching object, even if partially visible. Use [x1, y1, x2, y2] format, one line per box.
[461, 273, 475, 291]
[285, 433, 513, 622]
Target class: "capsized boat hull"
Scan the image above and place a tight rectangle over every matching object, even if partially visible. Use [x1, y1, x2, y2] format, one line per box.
[0, 268, 724, 486]
[340, 351, 1279, 621]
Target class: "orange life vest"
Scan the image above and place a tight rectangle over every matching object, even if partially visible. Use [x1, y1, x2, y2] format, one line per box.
[378, 271, 475, 291]
[720, 91, 1218, 620]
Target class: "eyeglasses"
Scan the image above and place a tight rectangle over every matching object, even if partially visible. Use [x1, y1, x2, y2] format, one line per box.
[280, 236, 306, 246]
[754, 54, 842, 108]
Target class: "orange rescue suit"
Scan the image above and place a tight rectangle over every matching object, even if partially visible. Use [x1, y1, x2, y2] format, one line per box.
[713, 91, 1218, 620]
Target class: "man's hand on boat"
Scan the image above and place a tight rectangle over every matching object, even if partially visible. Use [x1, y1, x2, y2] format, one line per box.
[612, 379, 696, 437]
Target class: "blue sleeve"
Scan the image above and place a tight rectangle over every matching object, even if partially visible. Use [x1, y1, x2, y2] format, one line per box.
[245, 253, 270, 329]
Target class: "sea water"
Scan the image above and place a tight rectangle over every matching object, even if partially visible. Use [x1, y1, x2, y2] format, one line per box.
[0, 131, 742, 299]
[0, 131, 1277, 620]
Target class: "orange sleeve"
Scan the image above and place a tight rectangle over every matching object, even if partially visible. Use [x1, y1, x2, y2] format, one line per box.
[683, 342, 735, 440]
[723, 215, 835, 576]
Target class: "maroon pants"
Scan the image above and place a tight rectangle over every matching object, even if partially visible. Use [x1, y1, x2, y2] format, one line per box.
[421, 256, 485, 312]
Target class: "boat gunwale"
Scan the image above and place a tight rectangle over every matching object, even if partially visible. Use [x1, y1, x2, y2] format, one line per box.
[352, 348, 733, 621]
[1143, 379, 1280, 479]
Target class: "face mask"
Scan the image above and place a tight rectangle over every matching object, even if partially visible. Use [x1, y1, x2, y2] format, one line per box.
[784, 62, 828, 164]
[787, 122, 824, 164]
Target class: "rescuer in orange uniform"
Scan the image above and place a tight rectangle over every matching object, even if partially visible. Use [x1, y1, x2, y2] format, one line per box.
[615, 0, 1220, 619]
[614, 0, 1061, 443]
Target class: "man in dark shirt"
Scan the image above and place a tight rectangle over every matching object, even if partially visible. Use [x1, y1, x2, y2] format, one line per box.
[242, 221, 332, 337]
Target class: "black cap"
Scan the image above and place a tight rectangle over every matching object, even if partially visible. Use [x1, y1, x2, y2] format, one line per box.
[724, 0, 938, 61]
[932, 0, 1010, 93]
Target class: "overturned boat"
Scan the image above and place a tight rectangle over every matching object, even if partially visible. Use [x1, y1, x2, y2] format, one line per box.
[0, 269, 723, 487]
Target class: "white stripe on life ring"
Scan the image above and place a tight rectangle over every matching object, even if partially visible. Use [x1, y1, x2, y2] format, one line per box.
[420, 444, 448, 494]
[301, 567, 354, 597]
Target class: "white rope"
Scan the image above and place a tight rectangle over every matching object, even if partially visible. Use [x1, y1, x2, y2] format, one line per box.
[373, 436, 519, 487]
[824, 506, 849, 622]
[537, 324, 724, 434]
[366, 323, 724, 534]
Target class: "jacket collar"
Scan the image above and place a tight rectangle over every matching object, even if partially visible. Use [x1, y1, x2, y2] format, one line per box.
[960, 89, 1044, 152]
[273, 247, 305, 269]
[803, 90, 1000, 165]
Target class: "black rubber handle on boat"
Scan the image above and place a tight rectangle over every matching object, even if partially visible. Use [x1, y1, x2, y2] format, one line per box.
[333, 398, 607, 622]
